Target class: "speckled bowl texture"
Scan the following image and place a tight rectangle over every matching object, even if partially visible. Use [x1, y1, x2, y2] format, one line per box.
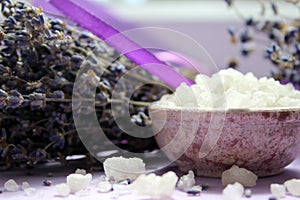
[150, 106, 300, 177]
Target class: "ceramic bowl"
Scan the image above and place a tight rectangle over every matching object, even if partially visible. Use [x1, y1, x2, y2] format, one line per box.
[149, 106, 300, 177]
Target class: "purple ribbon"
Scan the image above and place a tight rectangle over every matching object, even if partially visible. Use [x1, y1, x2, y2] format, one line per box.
[48, 0, 193, 88]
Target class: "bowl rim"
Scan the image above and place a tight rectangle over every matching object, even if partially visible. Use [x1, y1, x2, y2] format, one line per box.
[149, 104, 300, 113]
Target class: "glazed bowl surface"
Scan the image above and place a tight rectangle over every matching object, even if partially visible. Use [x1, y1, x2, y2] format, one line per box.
[150, 106, 300, 177]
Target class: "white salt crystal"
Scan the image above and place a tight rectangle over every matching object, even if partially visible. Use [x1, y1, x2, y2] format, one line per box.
[244, 189, 252, 198]
[22, 181, 30, 190]
[103, 156, 145, 182]
[97, 175, 107, 183]
[75, 189, 90, 197]
[132, 171, 178, 199]
[110, 190, 120, 199]
[270, 183, 286, 198]
[55, 183, 70, 197]
[97, 181, 112, 193]
[75, 168, 86, 175]
[175, 82, 197, 107]
[24, 187, 37, 196]
[221, 165, 257, 187]
[177, 170, 196, 191]
[66, 173, 92, 193]
[284, 179, 300, 196]
[222, 182, 244, 200]
[4, 179, 19, 192]
[155, 68, 300, 109]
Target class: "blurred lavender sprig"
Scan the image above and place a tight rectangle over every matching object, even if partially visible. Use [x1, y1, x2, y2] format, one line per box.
[225, 0, 300, 89]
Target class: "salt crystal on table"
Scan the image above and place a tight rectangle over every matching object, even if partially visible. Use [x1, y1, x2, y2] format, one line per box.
[24, 187, 37, 196]
[244, 189, 252, 198]
[221, 165, 257, 187]
[284, 179, 300, 196]
[270, 183, 286, 199]
[132, 171, 178, 199]
[4, 179, 19, 192]
[22, 182, 30, 190]
[222, 182, 244, 200]
[103, 156, 145, 182]
[66, 173, 92, 193]
[55, 183, 70, 197]
[97, 175, 107, 182]
[177, 170, 196, 191]
[110, 190, 120, 199]
[75, 168, 86, 175]
[75, 189, 90, 197]
[97, 181, 112, 193]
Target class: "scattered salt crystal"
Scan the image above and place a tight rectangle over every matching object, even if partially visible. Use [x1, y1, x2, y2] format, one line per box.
[4, 179, 19, 192]
[221, 165, 257, 187]
[75, 168, 86, 175]
[98, 175, 107, 182]
[24, 187, 37, 196]
[222, 182, 244, 200]
[244, 189, 252, 198]
[22, 181, 30, 190]
[132, 171, 178, 199]
[97, 181, 112, 193]
[66, 173, 92, 193]
[103, 156, 145, 182]
[270, 183, 286, 199]
[177, 170, 196, 191]
[55, 183, 70, 197]
[284, 179, 300, 196]
[110, 190, 120, 199]
[75, 189, 90, 197]
[155, 68, 300, 109]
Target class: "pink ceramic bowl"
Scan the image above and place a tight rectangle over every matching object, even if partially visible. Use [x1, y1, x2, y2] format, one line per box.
[150, 106, 300, 177]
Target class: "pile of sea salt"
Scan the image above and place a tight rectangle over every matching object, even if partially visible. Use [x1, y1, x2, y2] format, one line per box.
[154, 68, 300, 109]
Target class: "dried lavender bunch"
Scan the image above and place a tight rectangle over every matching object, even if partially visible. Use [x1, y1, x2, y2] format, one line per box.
[0, 0, 169, 170]
[225, 0, 300, 89]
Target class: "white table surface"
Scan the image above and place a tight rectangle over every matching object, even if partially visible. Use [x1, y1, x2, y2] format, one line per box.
[1, 157, 300, 200]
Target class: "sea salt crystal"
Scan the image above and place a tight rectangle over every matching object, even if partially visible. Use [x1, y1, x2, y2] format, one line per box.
[97, 181, 112, 193]
[55, 183, 70, 197]
[75, 189, 90, 197]
[222, 182, 244, 200]
[97, 175, 107, 182]
[4, 179, 19, 192]
[24, 187, 37, 196]
[22, 182, 30, 190]
[244, 189, 252, 198]
[132, 171, 178, 199]
[221, 165, 257, 187]
[155, 68, 300, 109]
[110, 190, 120, 199]
[66, 173, 92, 193]
[75, 168, 86, 175]
[270, 183, 286, 198]
[103, 156, 145, 182]
[175, 83, 197, 107]
[284, 179, 300, 196]
[177, 170, 196, 191]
